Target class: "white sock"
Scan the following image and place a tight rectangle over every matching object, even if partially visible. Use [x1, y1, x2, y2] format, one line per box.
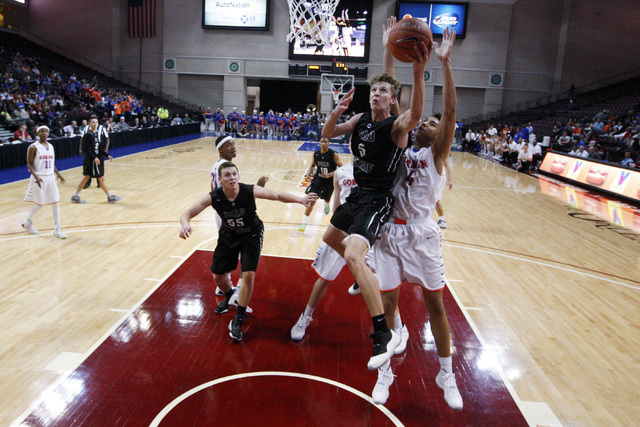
[394, 312, 403, 333]
[439, 216, 445, 221]
[302, 215, 309, 225]
[303, 305, 315, 317]
[27, 205, 43, 222]
[379, 360, 391, 372]
[73, 190, 79, 197]
[439, 356, 453, 374]
[52, 204, 61, 229]
[107, 192, 112, 197]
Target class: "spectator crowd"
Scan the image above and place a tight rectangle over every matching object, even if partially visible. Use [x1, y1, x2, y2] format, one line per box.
[0, 45, 195, 145]
[461, 106, 640, 171]
[199, 106, 342, 142]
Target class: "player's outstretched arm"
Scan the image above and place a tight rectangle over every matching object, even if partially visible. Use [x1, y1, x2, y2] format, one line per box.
[321, 88, 361, 139]
[254, 185, 318, 207]
[382, 16, 402, 116]
[382, 16, 397, 76]
[179, 194, 211, 239]
[392, 40, 430, 147]
[432, 27, 457, 171]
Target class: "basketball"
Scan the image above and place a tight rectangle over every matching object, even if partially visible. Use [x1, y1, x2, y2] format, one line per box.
[388, 17, 433, 63]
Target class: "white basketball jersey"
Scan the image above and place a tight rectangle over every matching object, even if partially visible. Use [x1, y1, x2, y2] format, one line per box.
[335, 162, 357, 204]
[31, 141, 55, 176]
[211, 158, 227, 189]
[391, 147, 445, 219]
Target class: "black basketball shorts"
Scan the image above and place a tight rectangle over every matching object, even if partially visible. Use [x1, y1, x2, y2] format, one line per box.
[305, 176, 334, 202]
[329, 187, 394, 247]
[210, 224, 264, 275]
[83, 156, 105, 178]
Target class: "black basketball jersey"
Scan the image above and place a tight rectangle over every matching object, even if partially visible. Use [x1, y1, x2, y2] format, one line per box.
[350, 113, 404, 192]
[81, 125, 108, 158]
[313, 148, 338, 178]
[210, 183, 261, 234]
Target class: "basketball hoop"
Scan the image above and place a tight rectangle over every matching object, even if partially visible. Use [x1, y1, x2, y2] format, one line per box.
[286, 0, 341, 45]
[332, 90, 341, 104]
[320, 74, 354, 108]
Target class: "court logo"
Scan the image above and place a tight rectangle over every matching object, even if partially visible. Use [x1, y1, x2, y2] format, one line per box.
[607, 201, 623, 227]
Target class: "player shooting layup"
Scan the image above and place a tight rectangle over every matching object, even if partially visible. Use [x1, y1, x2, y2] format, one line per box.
[320, 35, 430, 370]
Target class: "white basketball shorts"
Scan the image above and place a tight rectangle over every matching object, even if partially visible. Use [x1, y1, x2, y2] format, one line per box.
[373, 218, 445, 292]
[24, 174, 60, 206]
[311, 241, 346, 281]
[312, 240, 376, 282]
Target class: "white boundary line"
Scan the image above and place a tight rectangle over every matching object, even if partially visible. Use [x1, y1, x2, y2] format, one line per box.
[9, 225, 630, 425]
[10, 245, 202, 427]
[445, 278, 535, 426]
[1, 136, 205, 187]
[443, 242, 640, 291]
[6, 226, 635, 292]
[149, 371, 403, 427]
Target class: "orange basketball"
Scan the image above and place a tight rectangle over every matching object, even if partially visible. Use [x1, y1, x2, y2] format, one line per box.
[388, 17, 433, 63]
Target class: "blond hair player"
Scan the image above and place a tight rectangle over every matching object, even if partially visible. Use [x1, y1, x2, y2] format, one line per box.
[372, 24, 462, 409]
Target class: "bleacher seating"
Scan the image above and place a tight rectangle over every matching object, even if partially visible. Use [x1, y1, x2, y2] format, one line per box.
[465, 75, 640, 166]
[0, 29, 197, 142]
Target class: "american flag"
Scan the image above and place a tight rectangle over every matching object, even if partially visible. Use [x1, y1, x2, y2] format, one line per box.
[128, 0, 156, 38]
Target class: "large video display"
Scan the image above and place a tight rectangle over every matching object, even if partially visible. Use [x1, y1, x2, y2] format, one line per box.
[288, 0, 373, 63]
[202, 0, 270, 30]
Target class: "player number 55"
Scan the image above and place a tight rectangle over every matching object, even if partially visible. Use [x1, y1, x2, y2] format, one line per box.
[227, 218, 244, 227]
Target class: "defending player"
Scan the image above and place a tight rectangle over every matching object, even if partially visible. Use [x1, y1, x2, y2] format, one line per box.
[211, 135, 269, 300]
[372, 25, 463, 409]
[22, 126, 68, 239]
[180, 162, 317, 341]
[298, 137, 342, 232]
[320, 33, 430, 370]
[291, 159, 355, 339]
[291, 157, 412, 359]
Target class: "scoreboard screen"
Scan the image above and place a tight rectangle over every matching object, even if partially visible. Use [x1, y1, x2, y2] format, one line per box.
[202, 0, 270, 31]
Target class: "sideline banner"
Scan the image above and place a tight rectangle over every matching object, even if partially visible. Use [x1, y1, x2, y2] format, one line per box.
[539, 151, 640, 203]
[538, 176, 640, 233]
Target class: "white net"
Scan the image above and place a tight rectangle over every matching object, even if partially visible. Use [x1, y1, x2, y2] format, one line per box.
[286, 0, 341, 46]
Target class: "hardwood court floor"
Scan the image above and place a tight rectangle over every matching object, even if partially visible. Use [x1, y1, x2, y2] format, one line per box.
[19, 251, 526, 426]
[1, 136, 639, 426]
